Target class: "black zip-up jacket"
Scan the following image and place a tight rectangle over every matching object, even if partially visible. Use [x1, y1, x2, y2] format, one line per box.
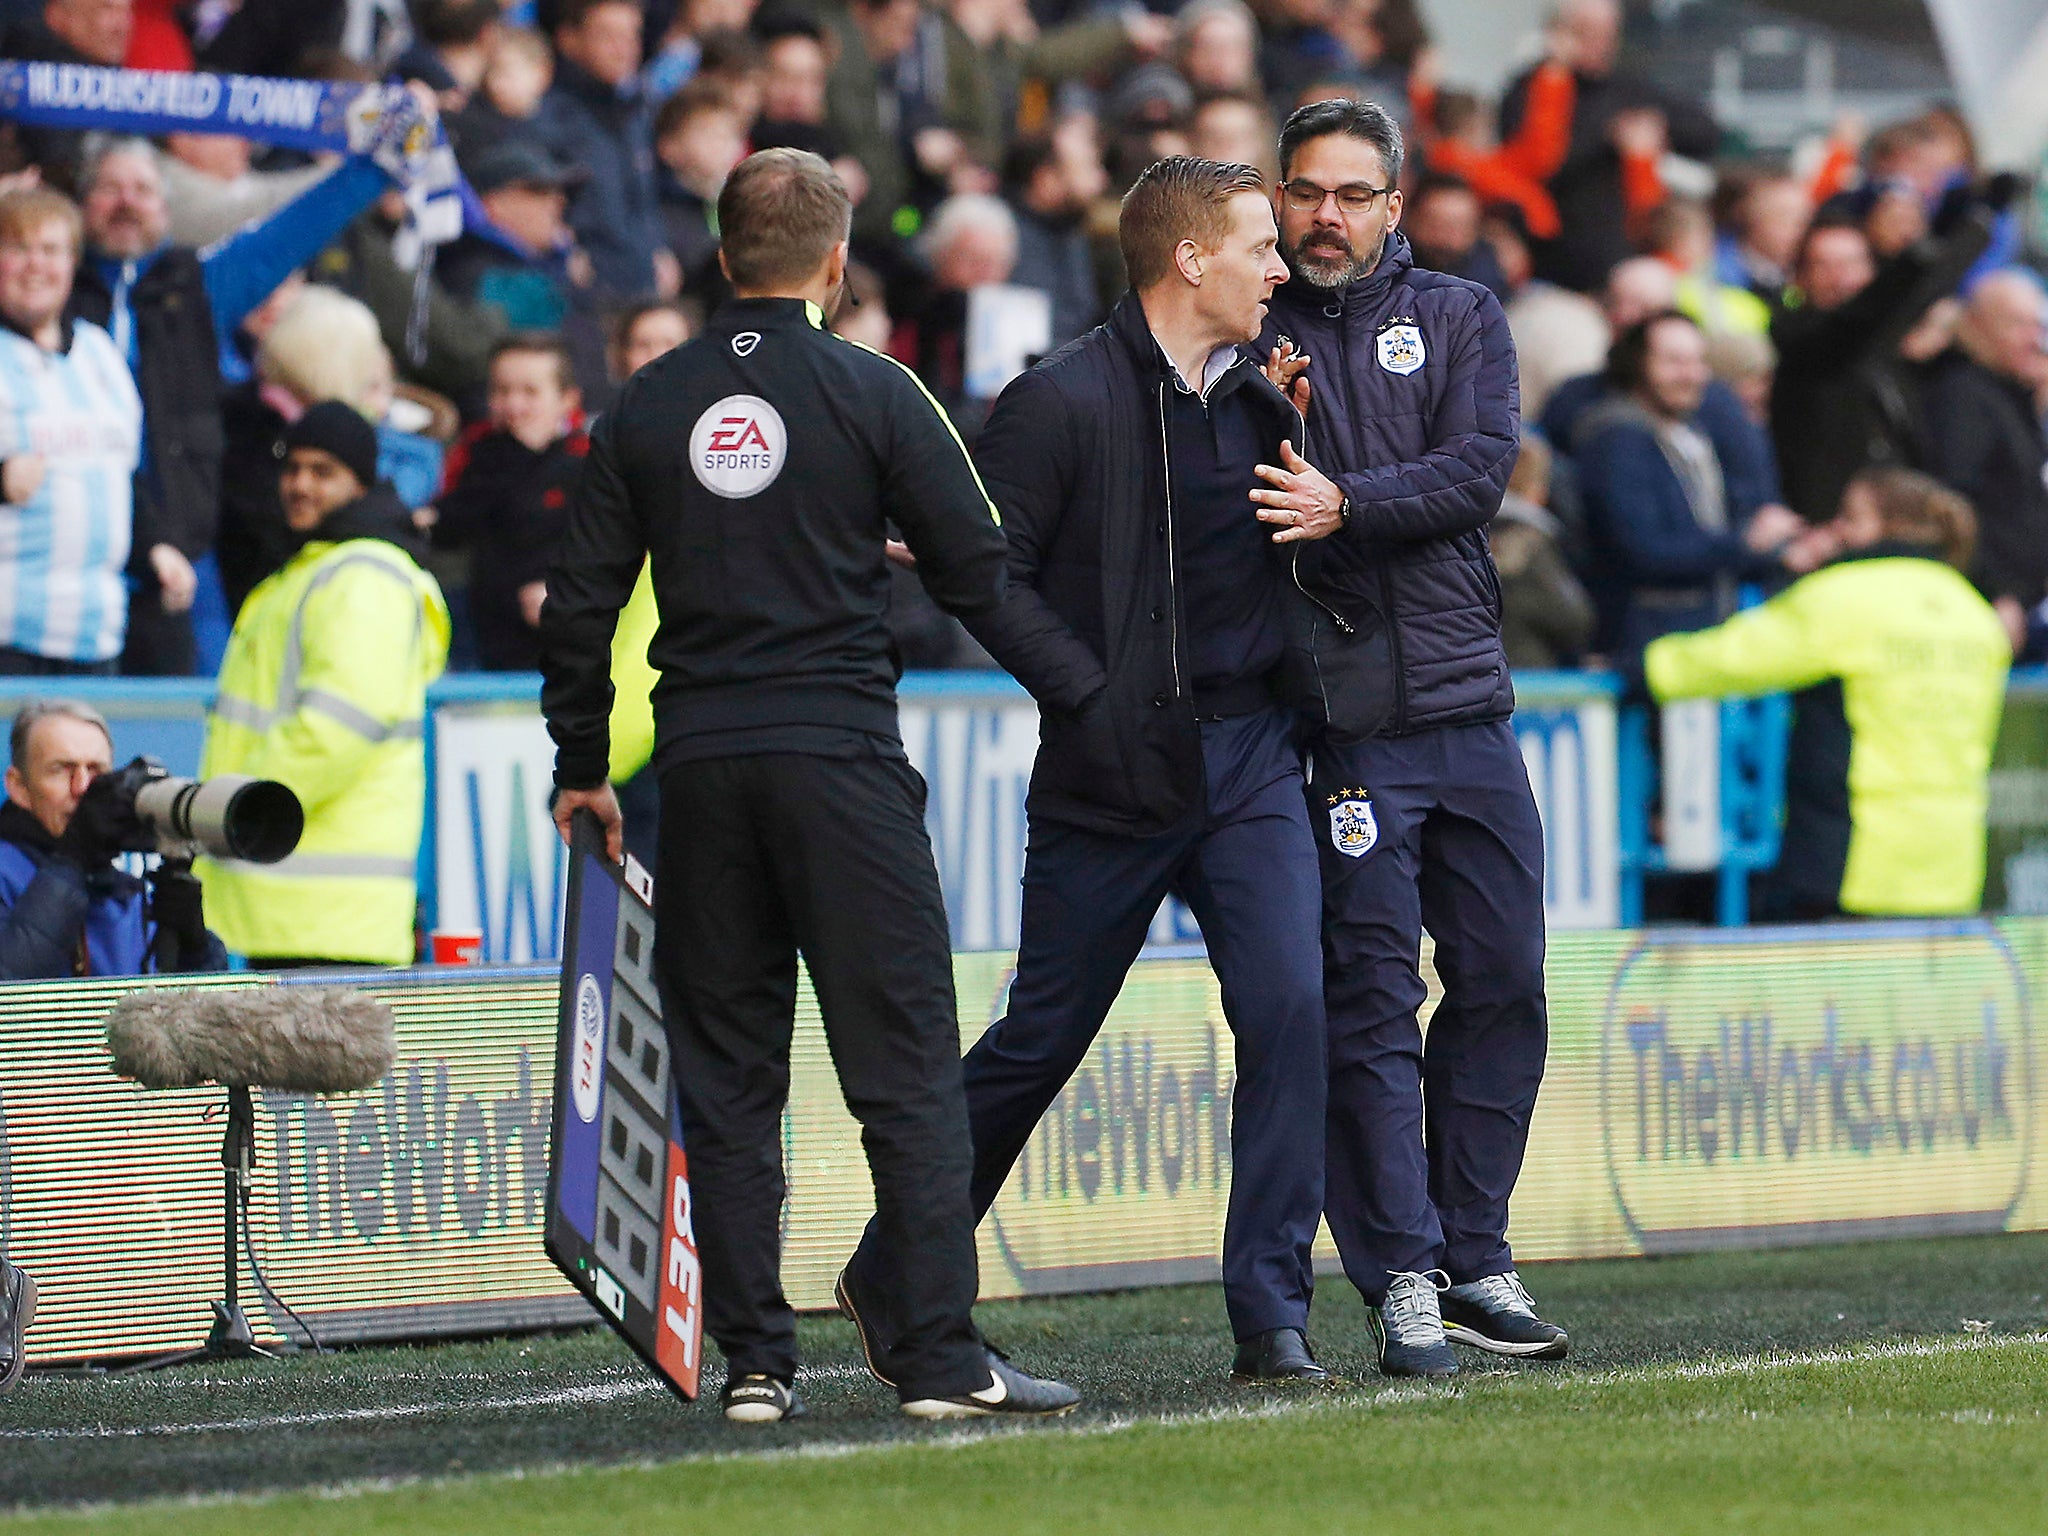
[540, 296, 1008, 789]
[1919, 347, 2048, 610]
[1261, 235, 1521, 737]
[1769, 213, 1993, 523]
[968, 291, 1383, 837]
[434, 424, 589, 671]
[70, 247, 226, 570]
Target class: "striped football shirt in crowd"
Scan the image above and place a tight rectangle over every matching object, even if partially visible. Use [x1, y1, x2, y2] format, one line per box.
[0, 318, 142, 663]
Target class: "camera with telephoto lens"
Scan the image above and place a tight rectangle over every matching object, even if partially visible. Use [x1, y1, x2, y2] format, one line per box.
[130, 763, 304, 864]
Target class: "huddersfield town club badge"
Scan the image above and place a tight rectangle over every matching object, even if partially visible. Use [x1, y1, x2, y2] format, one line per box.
[1328, 789, 1378, 857]
[1376, 321, 1424, 376]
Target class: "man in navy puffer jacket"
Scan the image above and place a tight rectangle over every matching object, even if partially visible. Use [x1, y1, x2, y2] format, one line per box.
[1254, 99, 1565, 1378]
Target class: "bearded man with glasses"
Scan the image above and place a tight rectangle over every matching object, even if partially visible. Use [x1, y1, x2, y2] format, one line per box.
[1252, 99, 1565, 1379]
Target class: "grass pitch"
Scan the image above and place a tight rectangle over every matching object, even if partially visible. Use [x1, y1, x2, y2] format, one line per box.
[4, 1232, 2048, 1533]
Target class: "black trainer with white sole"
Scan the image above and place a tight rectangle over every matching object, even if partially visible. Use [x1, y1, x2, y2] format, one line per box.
[720, 1374, 808, 1423]
[1440, 1270, 1569, 1360]
[900, 1348, 1081, 1420]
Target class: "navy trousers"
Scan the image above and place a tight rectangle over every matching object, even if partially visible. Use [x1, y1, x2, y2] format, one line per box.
[853, 705, 1327, 1342]
[977, 706, 1326, 1337]
[1314, 719, 1548, 1305]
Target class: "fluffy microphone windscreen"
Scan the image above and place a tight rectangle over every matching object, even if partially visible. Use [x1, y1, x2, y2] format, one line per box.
[107, 987, 399, 1095]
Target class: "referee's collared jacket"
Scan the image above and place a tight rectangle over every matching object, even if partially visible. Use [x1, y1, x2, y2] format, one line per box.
[540, 295, 1007, 789]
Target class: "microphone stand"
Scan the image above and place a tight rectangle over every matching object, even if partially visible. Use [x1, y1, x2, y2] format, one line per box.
[120, 1083, 278, 1371]
[124, 852, 278, 1366]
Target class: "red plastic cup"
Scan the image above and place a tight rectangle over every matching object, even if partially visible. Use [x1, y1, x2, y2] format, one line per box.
[431, 929, 484, 965]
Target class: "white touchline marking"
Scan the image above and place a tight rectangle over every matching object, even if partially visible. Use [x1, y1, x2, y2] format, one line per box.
[3, 1332, 2038, 1455]
[0, 1365, 877, 1443]
[0, 1379, 665, 1441]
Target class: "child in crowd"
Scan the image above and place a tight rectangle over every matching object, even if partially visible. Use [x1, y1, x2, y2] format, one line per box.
[453, 26, 556, 159]
[655, 83, 751, 295]
[431, 334, 586, 671]
[607, 300, 692, 385]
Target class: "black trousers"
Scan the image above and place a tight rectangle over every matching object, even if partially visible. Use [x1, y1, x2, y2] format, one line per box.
[0, 648, 116, 676]
[120, 587, 198, 677]
[654, 749, 987, 1400]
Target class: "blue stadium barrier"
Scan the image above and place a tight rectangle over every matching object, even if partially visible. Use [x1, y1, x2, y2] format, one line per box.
[5, 666, 2039, 939]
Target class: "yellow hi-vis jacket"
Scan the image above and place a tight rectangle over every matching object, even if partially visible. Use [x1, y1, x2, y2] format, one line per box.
[607, 560, 659, 783]
[1645, 551, 2009, 915]
[199, 528, 450, 964]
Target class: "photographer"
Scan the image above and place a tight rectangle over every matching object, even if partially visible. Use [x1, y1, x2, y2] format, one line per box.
[0, 701, 227, 980]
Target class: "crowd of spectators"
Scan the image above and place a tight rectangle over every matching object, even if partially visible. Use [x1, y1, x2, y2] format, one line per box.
[0, 0, 2039, 679]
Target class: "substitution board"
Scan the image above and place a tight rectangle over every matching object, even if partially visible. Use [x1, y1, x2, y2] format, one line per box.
[546, 811, 704, 1401]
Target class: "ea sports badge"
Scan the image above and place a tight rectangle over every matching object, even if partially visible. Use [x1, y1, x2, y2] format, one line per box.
[689, 393, 787, 499]
[1376, 322, 1425, 377]
[1328, 789, 1378, 858]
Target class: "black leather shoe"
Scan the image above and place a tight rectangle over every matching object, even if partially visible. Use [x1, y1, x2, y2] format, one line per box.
[1230, 1326, 1329, 1383]
[835, 1262, 898, 1387]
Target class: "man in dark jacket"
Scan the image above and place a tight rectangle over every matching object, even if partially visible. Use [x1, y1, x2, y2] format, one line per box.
[1770, 204, 1998, 525]
[0, 0, 129, 190]
[539, 0, 672, 301]
[1006, 131, 1107, 349]
[843, 156, 1352, 1385]
[1920, 269, 2048, 658]
[1496, 0, 1718, 294]
[68, 137, 408, 674]
[1257, 99, 1561, 1378]
[0, 700, 226, 979]
[436, 139, 607, 393]
[541, 149, 1075, 1424]
[824, 0, 922, 252]
[1575, 310, 1800, 662]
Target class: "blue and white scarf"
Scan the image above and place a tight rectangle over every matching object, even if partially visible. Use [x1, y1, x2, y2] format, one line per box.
[0, 62, 464, 353]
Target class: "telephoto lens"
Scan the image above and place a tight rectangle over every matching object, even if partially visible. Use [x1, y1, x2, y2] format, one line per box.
[133, 775, 304, 863]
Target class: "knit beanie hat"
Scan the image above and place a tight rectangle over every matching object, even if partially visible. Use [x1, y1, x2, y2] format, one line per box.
[281, 400, 380, 490]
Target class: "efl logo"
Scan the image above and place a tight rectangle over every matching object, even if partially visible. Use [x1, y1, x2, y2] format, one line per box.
[655, 1149, 703, 1397]
[689, 392, 787, 499]
[571, 972, 604, 1123]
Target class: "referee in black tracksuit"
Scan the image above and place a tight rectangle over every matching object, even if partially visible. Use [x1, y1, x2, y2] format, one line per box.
[541, 149, 1077, 1425]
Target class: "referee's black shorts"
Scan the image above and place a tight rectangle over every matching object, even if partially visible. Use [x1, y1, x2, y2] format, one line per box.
[652, 746, 988, 1399]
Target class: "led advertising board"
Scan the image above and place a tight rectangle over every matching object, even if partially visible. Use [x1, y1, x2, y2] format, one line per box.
[1, 920, 2043, 1365]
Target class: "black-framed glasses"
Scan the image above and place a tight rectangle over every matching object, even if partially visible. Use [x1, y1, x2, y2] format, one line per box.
[1280, 178, 1394, 214]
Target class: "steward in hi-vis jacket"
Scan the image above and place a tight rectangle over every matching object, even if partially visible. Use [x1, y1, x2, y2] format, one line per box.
[1649, 468, 2010, 918]
[200, 403, 448, 967]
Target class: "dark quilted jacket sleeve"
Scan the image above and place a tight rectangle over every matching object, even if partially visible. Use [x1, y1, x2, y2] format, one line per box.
[1335, 285, 1521, 546]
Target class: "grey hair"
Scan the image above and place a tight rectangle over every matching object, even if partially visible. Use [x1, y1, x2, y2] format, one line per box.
[10, 700, 112, 772]
[78, 134, 162, 194]
[1175, 0, 1259, 51]
[1278, 97, 1405, 185]
[919, 193, 1018, 264]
